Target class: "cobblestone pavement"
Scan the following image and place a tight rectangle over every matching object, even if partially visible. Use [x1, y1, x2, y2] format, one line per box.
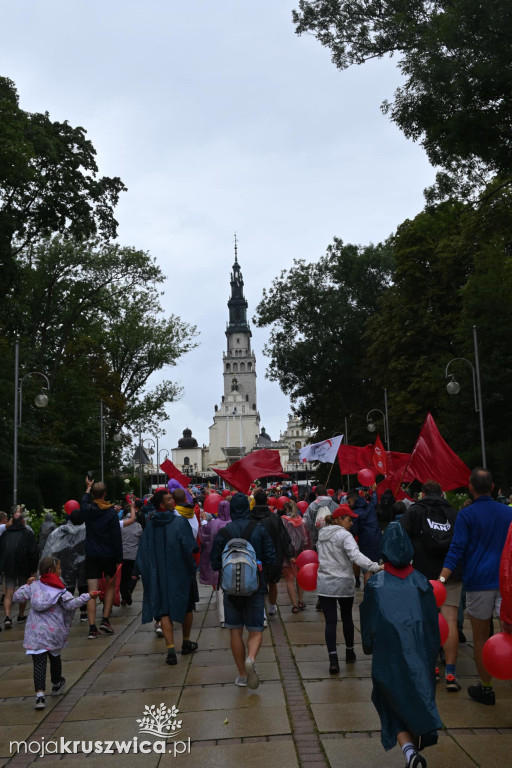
[1, 581, 511, 767]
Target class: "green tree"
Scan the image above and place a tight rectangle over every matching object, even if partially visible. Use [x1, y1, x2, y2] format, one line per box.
[292, 1, 512, 198]
[0, 77, 126, 296]
[254, 239, 394, 443]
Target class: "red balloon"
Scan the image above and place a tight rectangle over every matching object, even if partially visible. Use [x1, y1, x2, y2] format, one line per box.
[273, 496, 285, 510]
[357, 468, 376, 486]
[204, 493, 221, 514]
[64, 499, 80, 515]
[439, 614, 449, 645]
[297, 562, 319, 591]
[267, 496, 276, 507]
[482, 633, 512, 680]
[295, 550, 319, 569]
[429, 580, 447, 608]
[297, 500, 308, 514]
[221, 489, 231, 498]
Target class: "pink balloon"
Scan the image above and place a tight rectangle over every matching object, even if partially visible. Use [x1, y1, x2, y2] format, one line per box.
[295, 550, 319, 569]
[204, 493, 221, 514]
[297, 562, 319, 591]
[357, 468, 376, 486]
[439, 614, 449, 645]
[64, 499, 79, 515]
[429, 580, 447, 608]
[297, 501, 308, 514]
[482, 633, 512, 680]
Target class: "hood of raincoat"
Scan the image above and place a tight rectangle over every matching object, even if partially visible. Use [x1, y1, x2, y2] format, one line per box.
[30, 580, 65, 611]
[149, 508, 177, 528]
[229, 493, 250, 520]
[318, 524, 344, 543]
[217, 500, 231, 521]
[381, 521, 413, 567]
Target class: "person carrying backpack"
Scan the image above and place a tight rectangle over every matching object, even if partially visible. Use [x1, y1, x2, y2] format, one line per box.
[400, 480, 462, 692]
[210, 492, 275, 690]
[282, 500, 307, 613]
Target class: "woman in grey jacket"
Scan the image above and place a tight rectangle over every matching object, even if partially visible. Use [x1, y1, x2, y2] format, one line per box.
[317, 505, 382, 673]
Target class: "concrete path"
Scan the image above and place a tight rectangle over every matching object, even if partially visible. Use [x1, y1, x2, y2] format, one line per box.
[1, 581, 511, 767]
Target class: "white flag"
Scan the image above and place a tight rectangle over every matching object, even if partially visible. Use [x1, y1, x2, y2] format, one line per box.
[299, 435, 343, 464]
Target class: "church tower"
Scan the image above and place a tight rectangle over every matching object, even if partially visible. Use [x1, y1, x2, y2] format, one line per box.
[207, 242, 260, 468]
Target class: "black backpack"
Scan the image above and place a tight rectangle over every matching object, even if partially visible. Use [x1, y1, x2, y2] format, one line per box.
[418, 502, 454, 555]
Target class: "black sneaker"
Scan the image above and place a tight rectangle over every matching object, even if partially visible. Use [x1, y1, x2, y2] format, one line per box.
[35, 694, 46, 710]
[80, 612, 88, 622]
[17, 614, 27, 623]
[181, 640, 198, 655]
[88, 627, 101, 639]
[125, 594, 132, 606]
[346, 648, 356, 664]
[52, 678, 66, 696]
[99, 619, 114, 635]
[468, 682, 495, 705]
[4, 617, 12, 629]
[446, 674, 461, 692]
[166, 648, 178, 665]
[406, 753, 426, 768]
[329, 653, 340, 674]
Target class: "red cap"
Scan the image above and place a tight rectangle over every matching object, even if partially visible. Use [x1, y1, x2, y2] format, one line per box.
[332, 504, 358, 520]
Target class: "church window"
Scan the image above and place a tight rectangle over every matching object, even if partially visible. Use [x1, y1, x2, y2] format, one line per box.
[296, 430, 300, 436]
[184, 456, 190, 465]
[295, 441, 302, 450]
[237, 338, 240, 344]
[226, 363, 231, 372]
[225, 406, 228, 412]
[240, 362, 245, 371]
[248, 362, 252, 371]
[233, 363, 238, 372]
[242, 406, 245, 413]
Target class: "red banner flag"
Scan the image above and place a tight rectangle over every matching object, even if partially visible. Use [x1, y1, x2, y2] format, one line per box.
[213, 449, 288, 494]
[160, 459, 191, 489]
[337, 444, 373, 474]
[404, 412, 470, 490]
[372, 434, 387, 476]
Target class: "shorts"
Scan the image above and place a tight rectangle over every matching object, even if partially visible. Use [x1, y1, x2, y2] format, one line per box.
[85, 555, 117, 580]
[444, 580, 463, 608]
[223, 591, 265, 632]
[4, 574, 27, 589]
[466, 589, 502, 621]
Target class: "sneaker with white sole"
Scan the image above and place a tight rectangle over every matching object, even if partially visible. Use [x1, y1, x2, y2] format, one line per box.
[35, 694, 46, 710]
[245, 657, 259, 690]
[52, 678, 66, 696]
[235, 676, 247, 687]
[268, 604, 277, 616]
[445, 674, 461, 692]
[99, 619, 114, 634]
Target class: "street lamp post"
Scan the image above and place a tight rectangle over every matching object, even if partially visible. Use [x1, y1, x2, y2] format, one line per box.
[13, 340, 50, 509]
[142, 437, 156, 494]
[445, 325, 486, 467]
[100, 400, 122, 483]
[157, 448, 170, 486]
[366, 388, 390, 451]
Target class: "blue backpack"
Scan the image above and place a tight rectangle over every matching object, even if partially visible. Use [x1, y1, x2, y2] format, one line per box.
[219, 521, 259, 596]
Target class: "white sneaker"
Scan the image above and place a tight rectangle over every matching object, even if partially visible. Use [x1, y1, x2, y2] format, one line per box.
[268, 604, 277, 616]
[234, 676, 247, 687]
[155, 624, 163, 638]
[245, 657, 259, 690]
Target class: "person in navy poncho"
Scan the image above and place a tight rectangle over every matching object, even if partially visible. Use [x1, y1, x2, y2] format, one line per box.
[136, 489, 199, 666]
[360, 522, 442, 768]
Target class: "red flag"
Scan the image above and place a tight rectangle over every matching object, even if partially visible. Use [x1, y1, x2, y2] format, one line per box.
[213, 449, 288, 494]
[160, 459, 191, 489]
[337, 444, 373, 474]
[404, 413, 470, 490]
[372, 434, 387, 476]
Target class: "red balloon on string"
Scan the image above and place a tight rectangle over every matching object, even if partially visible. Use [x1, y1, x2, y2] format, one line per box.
[357, 468, 376, 486]
[221, 489, 231, 498]
[429, 580, 447, 607]
[204, 493, 221, 515]
[297, 562, 319, 591]
[267, 496, 276, 507]
[64, 500, 80, 515]
[295, 550, 319, 569]
[273, 496, 286, 510]
[297, 501, 308, 514]
[439, 614, 449, 645]
[482, 633, 512, 680]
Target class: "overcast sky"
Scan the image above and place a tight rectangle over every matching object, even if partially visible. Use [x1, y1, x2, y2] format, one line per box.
[2, 0, 435, 456]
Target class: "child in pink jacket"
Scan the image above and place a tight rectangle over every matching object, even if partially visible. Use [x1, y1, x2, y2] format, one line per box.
[13, 555, 98, 709]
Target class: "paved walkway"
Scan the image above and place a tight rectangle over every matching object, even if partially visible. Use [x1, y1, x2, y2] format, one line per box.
[1, 582, 511, 768]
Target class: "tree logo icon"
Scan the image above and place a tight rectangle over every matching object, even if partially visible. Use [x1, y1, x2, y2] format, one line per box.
[136, 704, 183, 738]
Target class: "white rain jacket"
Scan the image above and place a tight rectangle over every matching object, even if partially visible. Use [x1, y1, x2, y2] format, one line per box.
[317, 525, 381, 598]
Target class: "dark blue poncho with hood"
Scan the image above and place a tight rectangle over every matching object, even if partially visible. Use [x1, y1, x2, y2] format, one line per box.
[360, 522, 442, 752]
[136, 508, 199, 625]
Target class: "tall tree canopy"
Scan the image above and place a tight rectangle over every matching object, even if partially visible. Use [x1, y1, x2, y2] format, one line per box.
[292, 1, 512, 199]
[0, 77, 126, 295]
[254, 239, 394, 442]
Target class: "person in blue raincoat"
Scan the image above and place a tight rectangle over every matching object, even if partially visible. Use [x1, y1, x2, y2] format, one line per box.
[360, 522, 442, 768]
[136, 489, 199, 666]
